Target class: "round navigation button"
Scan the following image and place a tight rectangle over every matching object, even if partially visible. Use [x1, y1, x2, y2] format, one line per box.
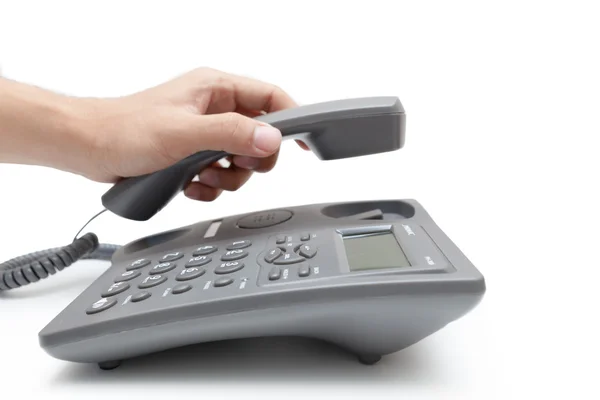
[237, 210, 292, 229]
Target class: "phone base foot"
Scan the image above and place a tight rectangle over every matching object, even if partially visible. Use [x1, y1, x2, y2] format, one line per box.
[357, 354, 382, 365]
[98, 360, 121, 370]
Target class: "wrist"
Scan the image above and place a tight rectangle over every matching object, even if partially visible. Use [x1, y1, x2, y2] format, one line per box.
[0, 78, 97, 175]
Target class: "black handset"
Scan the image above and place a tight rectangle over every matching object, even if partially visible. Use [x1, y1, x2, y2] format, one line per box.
[101, 97, 406, 221]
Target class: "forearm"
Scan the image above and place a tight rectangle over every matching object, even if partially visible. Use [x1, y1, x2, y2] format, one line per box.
[0, 78, 93, 173]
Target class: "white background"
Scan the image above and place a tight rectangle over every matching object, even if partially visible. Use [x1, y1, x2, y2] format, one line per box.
[1, 0, 599, 399]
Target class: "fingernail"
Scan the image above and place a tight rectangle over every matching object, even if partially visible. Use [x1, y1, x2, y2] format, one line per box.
[253, 125, 281, 153]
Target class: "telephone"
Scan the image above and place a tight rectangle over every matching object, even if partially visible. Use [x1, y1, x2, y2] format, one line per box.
[0, 97, 485, 370]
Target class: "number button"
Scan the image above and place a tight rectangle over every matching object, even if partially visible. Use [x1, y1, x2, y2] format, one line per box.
[176, 267, 206, 281]
[86, 298, 117, 314]
[101, 282, 130, 297]
[226, 240, 252, 250]
[160, 252, 184, 262]
[185, 256, 211, 267]
[214, 261, 244, 274]
[149, 262, 177, 274]
[193, 245, 218, 256]
[114, 270, 141, 283]
[126, 258, 150, 270]
[138, 274, 167, 289]
[221, 249, 248, 261]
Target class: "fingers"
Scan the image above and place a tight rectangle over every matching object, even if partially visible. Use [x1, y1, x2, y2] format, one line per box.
[199, 68, 298, 113]
[187, 111, 282, 157]
[184, 183, 223, 202]
[232, 151, 279, 172]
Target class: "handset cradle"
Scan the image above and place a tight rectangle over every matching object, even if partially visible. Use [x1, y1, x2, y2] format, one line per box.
[100, 97, 406, 221]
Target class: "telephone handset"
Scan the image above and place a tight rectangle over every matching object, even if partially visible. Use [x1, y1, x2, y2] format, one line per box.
[1, 96, 485, 371]
[101, 96, 406, 221]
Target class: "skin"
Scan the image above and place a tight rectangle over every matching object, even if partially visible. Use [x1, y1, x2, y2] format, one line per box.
[0, 67, 309, 201]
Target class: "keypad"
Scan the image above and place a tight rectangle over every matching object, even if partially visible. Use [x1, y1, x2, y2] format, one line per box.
[138, 275, 168, 289]
[87, 232, 319, 316]
[149, 262, 177, 275]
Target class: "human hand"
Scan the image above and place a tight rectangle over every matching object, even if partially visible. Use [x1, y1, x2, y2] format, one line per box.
[70, 68, 308, 201]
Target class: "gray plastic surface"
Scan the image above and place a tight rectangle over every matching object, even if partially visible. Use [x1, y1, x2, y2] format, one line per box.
[100, 97, 405, 221]
[38, 199, 485, 365]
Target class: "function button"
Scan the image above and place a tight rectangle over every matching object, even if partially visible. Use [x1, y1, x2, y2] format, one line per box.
[160, 252, 184, 262]
[264, 248, 282, 263]
[237, 210, 293, 229]
[149, 262, 177, 275]
[298, 264, 311, 277]
[221, 249, 248, 261]
[131, 291, 151, 302]
[176, 267, 206, 281]
[138, 274, 167, 289]
[114, 270, 141, 283]
[273, 252, 305, 265]
[101, 282, 130, 297]
[214, 277, 234, 287]
[268, 267, 281, 281]
[185, 256, 211, 267]
[127, 258, 151, 270]
[86, 297, 117, 314]
[297, 244, 317, 259]
[214, 261, 244, 274]
[172, 284, 192, 294]
[275, 235, 286, 244]
[193, 245, 218, 256]
[226, 240, 252, 250]
[300, 233, 311, 241]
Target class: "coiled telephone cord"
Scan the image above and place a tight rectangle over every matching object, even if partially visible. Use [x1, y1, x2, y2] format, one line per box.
[0, 209, 120, 291]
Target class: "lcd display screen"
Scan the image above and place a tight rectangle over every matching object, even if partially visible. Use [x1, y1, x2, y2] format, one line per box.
[343, 232, 411, 271]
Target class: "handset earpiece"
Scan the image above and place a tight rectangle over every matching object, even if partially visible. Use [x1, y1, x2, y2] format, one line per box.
[101, 96, 406, 221]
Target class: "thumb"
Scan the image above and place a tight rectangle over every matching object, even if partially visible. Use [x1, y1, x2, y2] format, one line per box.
[190, 112, 282, 157]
